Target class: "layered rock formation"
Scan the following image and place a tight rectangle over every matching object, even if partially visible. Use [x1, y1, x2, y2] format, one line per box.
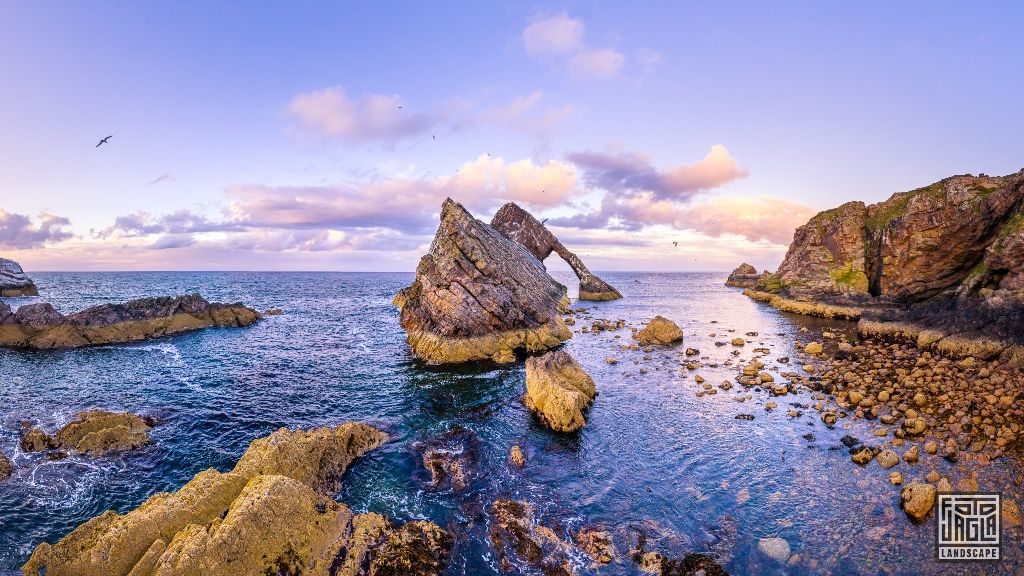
[0, 258, 38, 297]
[724, 263, 761, 288]
[23, 423, 453, 576]
[21, 410, 154, 456]
[491, 202, 622, 301]
[0, 293, 259, 349]
[394, 199, 572, 364]
[523, 350, 597, 432]
[634, 316, 684, 345]
[748, 169, 1024, 359]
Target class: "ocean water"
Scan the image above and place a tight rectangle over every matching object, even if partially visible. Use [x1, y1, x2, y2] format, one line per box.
[0, 272, 1019, 575]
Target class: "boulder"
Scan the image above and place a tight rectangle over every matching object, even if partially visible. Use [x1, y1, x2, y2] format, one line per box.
[509, 445, 526, 468]
[757, 537, 791, 564]
[491, 202, 621, 301]
[394, 199, 572, 364]
[634, 316, 683, 345]
[0, 451, 12, 482]
[725, 263, 761, 288]
[0, 294, 259, 350]
[523, 350, 597, 432]
[0, 257, 38, 296]
[22, 423, 452, 576]
[901, 481, 936, 522]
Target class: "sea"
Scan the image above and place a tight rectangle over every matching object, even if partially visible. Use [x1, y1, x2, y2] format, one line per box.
[0, 272, 1020, 575]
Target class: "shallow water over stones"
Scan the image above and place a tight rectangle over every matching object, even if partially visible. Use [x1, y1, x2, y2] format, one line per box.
[0, 271, 1020, 575]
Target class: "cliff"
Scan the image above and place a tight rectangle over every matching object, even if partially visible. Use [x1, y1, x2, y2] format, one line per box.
[394, 199, 572, 364]
[491, 202, 622, 301]
[0, 258, 38, 297]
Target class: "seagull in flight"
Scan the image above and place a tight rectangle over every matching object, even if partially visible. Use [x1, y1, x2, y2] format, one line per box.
[96, 135, 113, 148]
[672, 241, 678, 247]
[541, 218, 549, 224]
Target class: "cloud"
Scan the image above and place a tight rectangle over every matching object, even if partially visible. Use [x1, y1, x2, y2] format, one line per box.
[148, 174, 175, 185]
[568, 48, 625, 80]
[96, 209, 241, 238]
[150, 234, 196, 250]
[0, 210, 73, 249]
[485, 91, 573, 140]
[567, 144, 749, 200]
[636, 48, 663, 73]
[288, 87, 436, 143]
[522, 14, 584, 55]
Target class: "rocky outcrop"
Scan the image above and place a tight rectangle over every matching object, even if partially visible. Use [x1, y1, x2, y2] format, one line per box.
[748, 169, 1024, 357]
[488, 499, 577, 575]
[23, 423, 453, 576]
[724, 263, 761, 288]
[0, 293, 259, 350]
[634, 316, 684, 345]
[0, 258, 38, 297]
[394, 199, 572, 364]
[523, 349, 597, 432]
[21, 410, 154, 456]
[491, 202, 622, 301]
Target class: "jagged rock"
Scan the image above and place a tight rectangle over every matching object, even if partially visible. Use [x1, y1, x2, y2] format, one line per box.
[394, 199, 572, 364]
[488, 499, 576, 575]
[725, 262, 761, 288]
[22, 423, 452, 576]
[0, 451, 12, 482]
[0, 294, 259, 350]
[492, 202, 621, 301]
[21, 410, 154, 456]
[576, 527, 615, 565]
[417, 427, 478, 492]
[0, 258, 38, 296]
[523, 349, 597, 432]
[634, 316, 683, 345]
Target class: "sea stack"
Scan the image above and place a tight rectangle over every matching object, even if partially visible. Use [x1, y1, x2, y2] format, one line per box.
[724, 262, 761, 288]
[0, 294, 260, 349]
[745, 169, 1024, 360]
[394, 199, 572, 364]
[0, 258, 38, 297]
[491, 202, 622, 301]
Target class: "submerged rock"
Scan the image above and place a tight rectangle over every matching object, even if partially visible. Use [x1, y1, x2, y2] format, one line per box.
[524, 349, 597, 432]
[0, 258, 38, 297]
[488, 499, 575, 575]
[23, 423, 452, 576]
[417, 427, 478, 492]
[394, 199, 572, 364]
[21, 410, 154, 456]
[491, 202, 621, 301]
[0, 294, 259, 350]
[757, 537, 791, 564]
[725, 262, 761, 288]
[634, 316, 684, 346]
[576, 527, 616, 565]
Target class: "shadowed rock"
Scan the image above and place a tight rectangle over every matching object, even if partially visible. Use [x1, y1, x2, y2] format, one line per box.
[491, 202, 622, 301]
[394, 199, 572, 364]
[23, 423, 452, 576]
[0, 293, 259, 350]
[724, 262, 761, 288]
[524, 349, 597, 432]
[21, 410, 154, 456]
[0, 258, 38, 297]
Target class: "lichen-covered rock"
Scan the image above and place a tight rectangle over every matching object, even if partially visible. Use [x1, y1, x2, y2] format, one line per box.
[524, 350, 597, 432]
[0, 451, 12, 482]
[0, 294, 259, 350]
[394, 199, 572, 364]
[634, 316, 683, 346]
[0, 258, 38, 297]
[22, 423, 452, 576]
[724, 263, 761, 288]
[492, 202, 621, 301]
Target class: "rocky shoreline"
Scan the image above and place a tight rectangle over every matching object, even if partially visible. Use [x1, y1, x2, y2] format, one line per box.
[0, 293, 259, 349]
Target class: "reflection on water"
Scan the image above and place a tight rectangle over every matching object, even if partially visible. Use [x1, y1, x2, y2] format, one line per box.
[0, 272, 1019, 575]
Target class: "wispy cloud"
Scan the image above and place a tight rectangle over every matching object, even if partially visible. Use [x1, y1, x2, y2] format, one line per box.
[568, 48, 625, 80]
[522, 13, 637, 80]
[0, 210, 73, 249]
[288, 86, 437, 143]
[522, 13, 584, 55]
[147, 174, 175, 185]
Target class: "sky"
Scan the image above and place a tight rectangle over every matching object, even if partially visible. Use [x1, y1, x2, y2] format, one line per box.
[1, 1, 1022, 272]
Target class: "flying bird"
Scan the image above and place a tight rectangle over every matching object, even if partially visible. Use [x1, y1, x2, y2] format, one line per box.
[432, 135, 436, 140]
[541, 218, 548, 224]
[397, 106, 403, 109]
[672, 241, 678, 247]
[95, 135, 113, 147]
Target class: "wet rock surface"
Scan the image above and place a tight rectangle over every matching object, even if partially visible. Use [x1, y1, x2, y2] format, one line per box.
[0, 294, 259, 349]
[491, 202, 621, 301]
[394, 199, 572, 364]
[0, 258, 38, 297]
[0, 451, 12, 482]
[417, 427, 479, 492]
[523, 349, 597, 432]
[20, 410, 154, 456]
[22, 423, 452, 576]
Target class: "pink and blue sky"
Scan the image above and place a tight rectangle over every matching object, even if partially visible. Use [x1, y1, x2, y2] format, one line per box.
[1, 1, 1022, 272]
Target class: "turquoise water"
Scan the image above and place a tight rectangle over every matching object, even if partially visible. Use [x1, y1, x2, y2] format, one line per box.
[0, 272, 1018, 575]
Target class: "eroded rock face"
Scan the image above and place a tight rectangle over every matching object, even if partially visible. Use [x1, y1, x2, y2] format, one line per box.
[491, 202, 622, 301]
[724, 263, 761, 288]
[0, 258, 38, 297]
[524, 349, 597, 432]
[21, 410, 154, 456]
[634, 316, 683, 346]
[776, 201, 870, 297]
[0, 294, 259, 350]
[394, 199, 572, 364]
[23, 423, 452, 576]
